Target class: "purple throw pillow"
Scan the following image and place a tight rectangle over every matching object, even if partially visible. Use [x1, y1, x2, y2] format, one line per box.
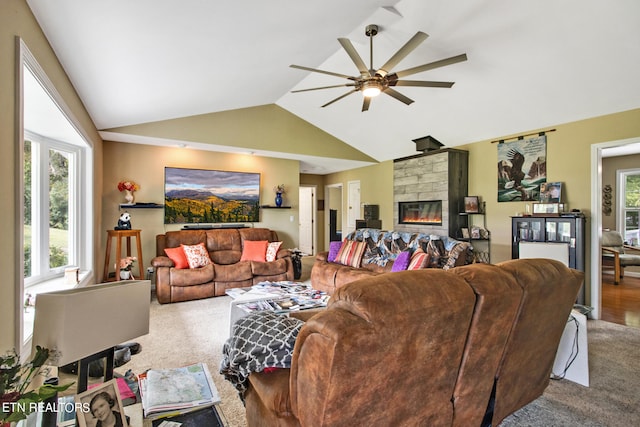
[327, 241, 342, 262]
[391, 250, 411, 272]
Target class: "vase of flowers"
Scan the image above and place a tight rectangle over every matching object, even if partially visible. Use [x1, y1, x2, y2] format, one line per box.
[117, 180, 139, 205]
[1, 346, 72, 423]
[119, 256, 137, 280]
[274, 184, 285, 207]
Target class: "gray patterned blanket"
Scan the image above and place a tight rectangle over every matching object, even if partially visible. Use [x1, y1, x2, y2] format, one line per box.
[219, 311, 303, 399]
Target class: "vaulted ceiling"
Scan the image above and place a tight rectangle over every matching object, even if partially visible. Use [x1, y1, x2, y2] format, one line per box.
[26, 0, 640, 173]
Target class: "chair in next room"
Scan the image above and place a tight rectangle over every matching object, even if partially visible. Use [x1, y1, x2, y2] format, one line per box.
[601, 230, 640, 284]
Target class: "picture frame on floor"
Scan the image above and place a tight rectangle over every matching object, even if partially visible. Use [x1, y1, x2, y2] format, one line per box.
[76, 379, 127, 427]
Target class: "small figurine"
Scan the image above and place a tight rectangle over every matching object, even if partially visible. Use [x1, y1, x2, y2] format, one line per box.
[115, 212, 132, 230]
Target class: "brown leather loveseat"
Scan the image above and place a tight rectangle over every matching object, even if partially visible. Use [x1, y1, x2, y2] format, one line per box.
[244, 259, 583, 426]
[151, 228, 293, 304]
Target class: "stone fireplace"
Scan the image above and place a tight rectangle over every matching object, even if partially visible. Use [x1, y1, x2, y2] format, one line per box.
[394, 149, 468, 236]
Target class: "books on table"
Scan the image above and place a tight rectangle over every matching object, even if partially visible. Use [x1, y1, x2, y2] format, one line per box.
[139, 362, 221, 420]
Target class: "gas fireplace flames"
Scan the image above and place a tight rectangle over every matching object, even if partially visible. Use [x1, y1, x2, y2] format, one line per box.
[399, 200, 443, 225]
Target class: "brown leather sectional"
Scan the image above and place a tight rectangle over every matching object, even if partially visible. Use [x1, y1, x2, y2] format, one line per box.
[244, 258, 583, 426]
[312, 231, 472, 295]
[151, 228, 293, 304]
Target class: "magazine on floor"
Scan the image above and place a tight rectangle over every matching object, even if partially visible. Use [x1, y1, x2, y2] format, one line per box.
[138, 362, 221, 420]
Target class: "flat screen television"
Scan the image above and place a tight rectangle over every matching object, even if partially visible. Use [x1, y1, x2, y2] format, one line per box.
[164, 167, 260, 224]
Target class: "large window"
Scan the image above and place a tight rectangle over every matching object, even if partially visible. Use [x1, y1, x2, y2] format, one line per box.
[23, 132, 79, 285]
[617, 169, 640, 246]
[18, 38, 94, 352]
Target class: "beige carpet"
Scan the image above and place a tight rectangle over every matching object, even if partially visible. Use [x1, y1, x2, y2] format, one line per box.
[109, 258, 639, 426]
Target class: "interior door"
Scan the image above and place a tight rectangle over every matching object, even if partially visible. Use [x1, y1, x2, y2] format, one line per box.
[298, 186, 315, 254]
[347, 180, 360, 235]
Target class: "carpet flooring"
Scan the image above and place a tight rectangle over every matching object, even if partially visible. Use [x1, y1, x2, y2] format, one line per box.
[108, 257, 639, 426]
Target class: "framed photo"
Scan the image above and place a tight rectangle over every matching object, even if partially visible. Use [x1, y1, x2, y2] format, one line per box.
[533, 202, 560, 216]
[539, 181, 562, 203]
[471, 227, 481, 239]
[76, 379, 127, 427]
[464, 196, 480, 213]
[461, 228, 470, 239]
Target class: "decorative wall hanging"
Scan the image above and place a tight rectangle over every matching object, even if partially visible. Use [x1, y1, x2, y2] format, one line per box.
[603, 184, 612, 216]
[497, 135, 547, 202]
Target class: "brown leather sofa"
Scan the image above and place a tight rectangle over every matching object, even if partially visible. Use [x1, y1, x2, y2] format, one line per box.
[151, 228, 293, 304]
[244, 258, 583, 427]
[311, 229, 472, 294]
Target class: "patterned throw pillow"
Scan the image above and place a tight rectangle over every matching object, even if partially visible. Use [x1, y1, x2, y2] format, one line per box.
[327, 241, 342, 262]
[407, 248, 430, 270]
[391, 250, 412, 272]
[265, 241, 283, 262]
[334, 240, 366, 268]
[181, 243, 211, 268]
[164, 246, 189, 269]
[240, 240, 269, 262]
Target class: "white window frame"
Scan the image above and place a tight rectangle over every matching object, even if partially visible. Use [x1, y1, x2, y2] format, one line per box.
[16, 38, 94, 354]
[616, 168, 640, 246]
[23, 131, 81, 286]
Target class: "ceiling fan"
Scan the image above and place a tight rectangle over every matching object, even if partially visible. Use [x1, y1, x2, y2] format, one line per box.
[290, 24, 467, 112]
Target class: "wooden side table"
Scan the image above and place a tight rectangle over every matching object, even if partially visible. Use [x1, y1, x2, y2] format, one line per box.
[103, 229, 144, 282]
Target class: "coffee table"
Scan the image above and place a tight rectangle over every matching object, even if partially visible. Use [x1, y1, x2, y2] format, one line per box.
[226, 281, 328, 334]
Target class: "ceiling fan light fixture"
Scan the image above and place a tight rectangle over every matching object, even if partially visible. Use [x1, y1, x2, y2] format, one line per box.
[362, 81, 382, 97]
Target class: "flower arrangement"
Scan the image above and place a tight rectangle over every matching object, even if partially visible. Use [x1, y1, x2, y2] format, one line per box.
[119, 256, 137, 271]
[117, 180, 139, 192]
[274, 184, 285, 194]
[0, 346, 72, 422]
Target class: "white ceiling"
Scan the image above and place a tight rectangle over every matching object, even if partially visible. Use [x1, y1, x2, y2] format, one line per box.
[26, 0, 640, 173]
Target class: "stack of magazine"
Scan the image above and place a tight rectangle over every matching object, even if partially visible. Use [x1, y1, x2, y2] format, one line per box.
[139, 362, 221, 420]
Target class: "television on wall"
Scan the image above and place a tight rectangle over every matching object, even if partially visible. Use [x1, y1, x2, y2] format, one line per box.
[164, 167, 260, 224]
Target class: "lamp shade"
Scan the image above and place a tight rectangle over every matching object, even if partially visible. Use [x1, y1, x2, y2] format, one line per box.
[32, 280, 150, 367]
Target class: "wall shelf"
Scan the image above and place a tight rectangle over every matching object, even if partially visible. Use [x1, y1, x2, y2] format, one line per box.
[260, 205, 291, 209]
[119, 202, 164, 210]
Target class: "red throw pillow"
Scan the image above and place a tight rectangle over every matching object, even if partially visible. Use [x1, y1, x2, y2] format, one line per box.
[407, 248, 430, 270]
[241, 240, 269, 262]
[334, 240, 366, 268]
[164, 247, 189, 269]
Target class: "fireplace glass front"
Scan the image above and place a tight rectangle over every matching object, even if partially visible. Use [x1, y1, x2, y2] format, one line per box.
[399, 200, 443, 225]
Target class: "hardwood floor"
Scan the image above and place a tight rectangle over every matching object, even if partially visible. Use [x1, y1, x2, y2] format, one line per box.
[601, 273, 640, 328]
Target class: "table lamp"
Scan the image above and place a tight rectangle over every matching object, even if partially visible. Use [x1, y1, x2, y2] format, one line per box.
[31, 280, 150, 392]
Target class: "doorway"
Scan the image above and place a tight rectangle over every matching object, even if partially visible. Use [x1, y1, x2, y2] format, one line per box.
[591, 137, 640, 320]
[298, 186, 316, 255]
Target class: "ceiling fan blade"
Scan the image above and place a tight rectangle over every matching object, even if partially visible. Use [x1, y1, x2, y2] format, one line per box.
[290, 64, 356, 80]
[321, 89, 358, 108]
[377, 31, 428, 76]
[291, 83, 356, 93]
[392, 80, 454, 88]
[393, 53, 468, 78]
[362, 97, 371, 112]
[382, 87, 414, 105]
[337, 38, 369, 76]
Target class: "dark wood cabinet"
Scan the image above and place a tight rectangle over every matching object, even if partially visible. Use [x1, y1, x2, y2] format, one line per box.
[511, 214, 586, 303]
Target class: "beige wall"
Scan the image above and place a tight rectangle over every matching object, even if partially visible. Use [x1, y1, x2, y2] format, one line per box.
[1, 0, 103, 349]
[102, 142, 301, 275]
[319, 108, 640, 306]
